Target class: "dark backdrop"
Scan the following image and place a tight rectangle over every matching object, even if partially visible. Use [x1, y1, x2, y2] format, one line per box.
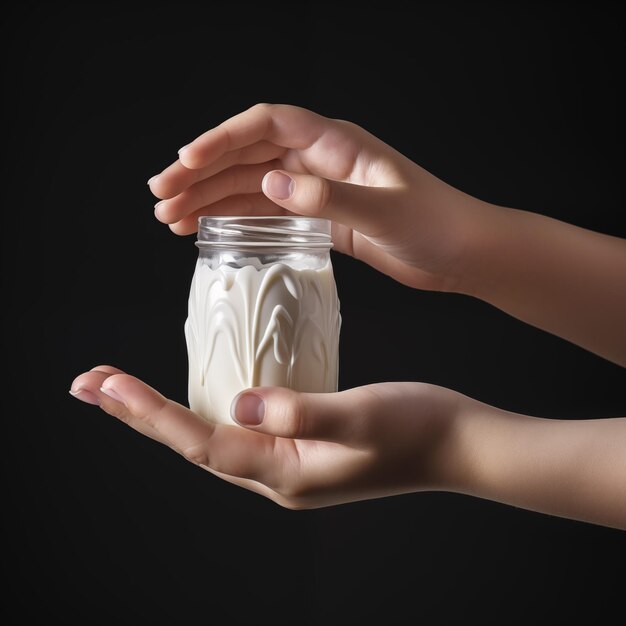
[3, 3, 625, 624]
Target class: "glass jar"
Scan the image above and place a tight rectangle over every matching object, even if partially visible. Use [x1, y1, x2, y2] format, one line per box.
[185, 216, 341, 424]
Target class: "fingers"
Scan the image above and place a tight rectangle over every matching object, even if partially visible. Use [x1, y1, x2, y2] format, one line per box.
[149, 141, 286, 200]
[230, 387, 367, 444]
[146, 104, 404, 240]
[176, 103, 327, 170]
[168, 193, 284, 236]
[71, 370, 286, 485]
[89, 364, 125, 376]
[154, 161, 280, 225]
[148, 160, 200, 200]
[261, 170, 403, 237]
[71, 367, 171, 445]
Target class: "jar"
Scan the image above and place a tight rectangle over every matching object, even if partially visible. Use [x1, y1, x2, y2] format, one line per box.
[185, 216, 341, 424]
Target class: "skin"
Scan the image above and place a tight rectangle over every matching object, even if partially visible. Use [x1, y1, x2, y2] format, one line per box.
[70, 104, 626, 529]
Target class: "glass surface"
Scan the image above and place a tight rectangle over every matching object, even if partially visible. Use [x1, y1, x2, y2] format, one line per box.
[196, 216, 333, 270]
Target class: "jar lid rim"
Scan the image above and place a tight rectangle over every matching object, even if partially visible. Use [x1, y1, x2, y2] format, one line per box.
[197, 215, 333, 247]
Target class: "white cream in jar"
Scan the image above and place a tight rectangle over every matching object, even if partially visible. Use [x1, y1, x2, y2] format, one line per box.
[185, 217, 341, 424]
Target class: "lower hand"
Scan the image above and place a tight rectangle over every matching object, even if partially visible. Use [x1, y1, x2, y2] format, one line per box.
[70, 366, 466, 509]
[70, 367, 626, 528]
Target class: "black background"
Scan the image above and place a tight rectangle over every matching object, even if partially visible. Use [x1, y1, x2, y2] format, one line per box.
[3, 3, 625, 624]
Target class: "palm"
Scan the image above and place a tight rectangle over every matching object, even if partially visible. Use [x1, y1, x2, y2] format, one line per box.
[258, 435, 366, 507]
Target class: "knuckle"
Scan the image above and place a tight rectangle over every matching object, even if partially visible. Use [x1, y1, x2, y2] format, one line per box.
[333, 119, 365, 138]
[107, 403, 130, 423]
[278, 394, 307, 438]
[249, 103, 274, 136]
[316, 178, 333, 212]
[335, 118, 359, 131]
[182, 185, 201, 209]
[137, 396, 168, 431]
[181, 442, 210, 467]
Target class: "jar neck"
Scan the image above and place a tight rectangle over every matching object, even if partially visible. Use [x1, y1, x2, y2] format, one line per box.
[195, 216, 333, 270]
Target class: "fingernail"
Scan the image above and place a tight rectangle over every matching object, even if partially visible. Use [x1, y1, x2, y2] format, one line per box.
[147, 176, 157, 186]
[178, 144, 189, 155]
[154, 200, 165, 217]
[69, 388, 100, 406]
[231, 392, 265, 426]
[264, 171, 294, 200]
[100, 386, 127, 406]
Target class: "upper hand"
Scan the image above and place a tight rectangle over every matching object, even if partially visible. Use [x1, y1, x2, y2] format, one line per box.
[148, 103, 488, 292]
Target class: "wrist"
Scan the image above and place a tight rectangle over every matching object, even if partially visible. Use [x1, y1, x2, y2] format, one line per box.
[438, 394, 518, 496]
[449, 200, 512, 299]
[417, 389, 493, 494]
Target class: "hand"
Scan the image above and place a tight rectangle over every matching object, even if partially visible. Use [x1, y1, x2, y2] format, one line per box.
[148, 103, 489, 292]
[70, 367, 626, 527]
[70, 366, 466, 509]
[147, 103, 626, 363]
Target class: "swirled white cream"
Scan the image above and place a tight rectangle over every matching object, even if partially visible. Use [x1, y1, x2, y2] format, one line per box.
[185, 259, 340, 424]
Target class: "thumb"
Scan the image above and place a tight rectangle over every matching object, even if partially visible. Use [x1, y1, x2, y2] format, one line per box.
[261, 169, 399, 236]
[230, 386, 361, 443]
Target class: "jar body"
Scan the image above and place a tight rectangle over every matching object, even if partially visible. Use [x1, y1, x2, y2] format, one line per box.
[185, 217, 341, 424]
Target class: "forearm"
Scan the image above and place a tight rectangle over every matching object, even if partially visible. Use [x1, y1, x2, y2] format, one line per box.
[460, 204, 626, 365]
[451, 400, 626, 529]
